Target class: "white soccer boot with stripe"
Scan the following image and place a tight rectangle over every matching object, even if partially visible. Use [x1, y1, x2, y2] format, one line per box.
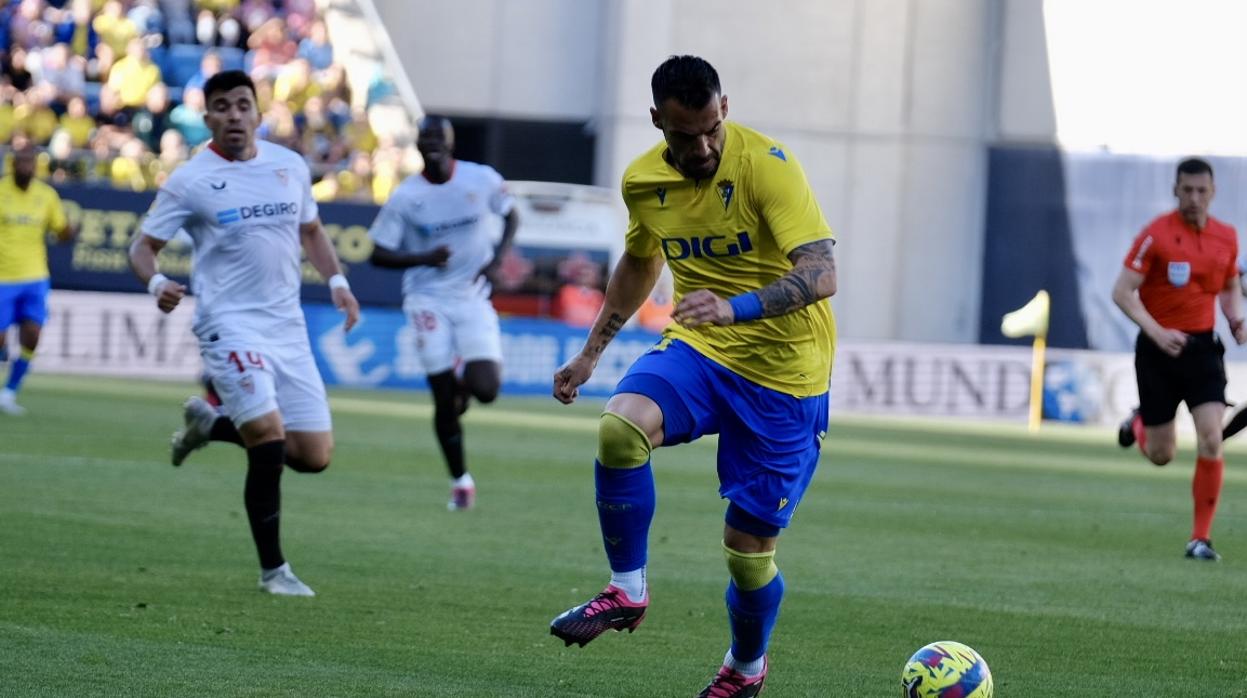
[170, 396, 218, 466]
[258, 563, 316, 597]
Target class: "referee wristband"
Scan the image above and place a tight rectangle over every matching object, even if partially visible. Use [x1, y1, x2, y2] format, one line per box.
[147, 273, 170, 296]
[728, 292, 763, 323]
[328, 273, 350, 291]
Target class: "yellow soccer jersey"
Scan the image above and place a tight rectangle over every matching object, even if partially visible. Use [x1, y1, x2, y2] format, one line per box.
[0, 176, 67, 283]
[622, 121, 835, 397]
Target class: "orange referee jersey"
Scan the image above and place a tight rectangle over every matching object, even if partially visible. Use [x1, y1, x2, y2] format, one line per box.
[1123, 210, 1238, 333]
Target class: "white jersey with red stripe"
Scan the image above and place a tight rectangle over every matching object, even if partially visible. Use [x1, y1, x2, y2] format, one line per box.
[367, 160, 515, 303]
[140, 141, 318, 344]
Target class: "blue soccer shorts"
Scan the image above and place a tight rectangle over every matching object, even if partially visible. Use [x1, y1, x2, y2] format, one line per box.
[614, 338, 829, 530]
[0, 279, 52, 329]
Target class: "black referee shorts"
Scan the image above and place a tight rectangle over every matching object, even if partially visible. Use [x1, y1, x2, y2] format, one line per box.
[1135, 331, 1227, 426]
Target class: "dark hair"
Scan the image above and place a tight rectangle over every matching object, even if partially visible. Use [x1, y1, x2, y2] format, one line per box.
[203, 69, 257, 103]
[1176, 157, 1214, 181]
[651, 55, 720, 109]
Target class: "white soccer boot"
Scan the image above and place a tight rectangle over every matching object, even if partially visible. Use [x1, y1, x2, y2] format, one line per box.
[170, 396, 218, 466]
[0, 388, 27, 416]
[258, 563, 316, 597]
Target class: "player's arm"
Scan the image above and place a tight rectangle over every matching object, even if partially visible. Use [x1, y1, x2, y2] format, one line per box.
[479, 208, 520, 279]
[553, 252, 664, 404]
[673, 239, 836, 327]
[300, 218, 359, 331]
[366, 199, 450, 269]
[47, 194, 77, 242]
[1111, 267, 1186, 357]
[1220, 263, 1246, 345]
[128, 234, 185, 313]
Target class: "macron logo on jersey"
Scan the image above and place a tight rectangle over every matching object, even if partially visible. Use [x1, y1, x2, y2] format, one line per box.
[216, 201, 299, 225]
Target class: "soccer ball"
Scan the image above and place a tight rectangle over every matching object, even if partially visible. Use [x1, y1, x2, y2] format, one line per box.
[900, 641, 993, 697]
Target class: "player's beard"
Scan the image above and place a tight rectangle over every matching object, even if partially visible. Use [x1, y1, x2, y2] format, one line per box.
[680, 155, 718, 180]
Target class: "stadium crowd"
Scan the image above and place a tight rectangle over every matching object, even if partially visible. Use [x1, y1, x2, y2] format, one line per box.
[0, 0, 413, 203]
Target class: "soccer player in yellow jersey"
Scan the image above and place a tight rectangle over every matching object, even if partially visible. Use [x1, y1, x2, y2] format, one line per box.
[549, 56, 836, 697]
[0, 138, 76, 416]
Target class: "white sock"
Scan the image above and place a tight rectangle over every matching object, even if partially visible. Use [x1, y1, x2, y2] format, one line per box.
[725, 650, 766, 677]
[452, 473, 475, 488]
[610, 567, 647, 602]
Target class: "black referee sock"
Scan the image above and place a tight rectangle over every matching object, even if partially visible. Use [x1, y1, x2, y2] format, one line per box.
[211, 417, 245, 445]
[244, 440, 286, 570]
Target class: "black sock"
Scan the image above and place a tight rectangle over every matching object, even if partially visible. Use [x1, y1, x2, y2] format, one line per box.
[211, 417, 245, 445]
[428, 371, 467, 479]
[435, 413, 466, 479]
[1225, 405, 1247, 440]
[245, 440, 286, 571]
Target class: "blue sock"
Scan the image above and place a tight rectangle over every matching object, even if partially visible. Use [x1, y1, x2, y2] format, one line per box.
[6, 352, 32, 392]
[726, 572, 785, 662]
[594, 459, 656, 573]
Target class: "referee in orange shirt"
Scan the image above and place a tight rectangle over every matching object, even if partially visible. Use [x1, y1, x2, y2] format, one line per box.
[1113, 157, 1246, 562]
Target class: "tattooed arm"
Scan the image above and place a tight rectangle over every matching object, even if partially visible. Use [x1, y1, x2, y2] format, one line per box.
[672, 239, 836, 327]
[552, 252, 665, 403]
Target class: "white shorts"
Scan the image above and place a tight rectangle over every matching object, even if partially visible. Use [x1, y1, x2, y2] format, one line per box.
[404, 295, 503, 375]
[201, 335, 332, 432]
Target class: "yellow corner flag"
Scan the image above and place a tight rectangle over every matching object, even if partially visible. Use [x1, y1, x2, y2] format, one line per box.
[1001, 290, 1050, 433]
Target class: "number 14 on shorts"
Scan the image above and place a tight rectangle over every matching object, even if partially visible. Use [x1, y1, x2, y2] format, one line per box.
[227, 351, 266, 373]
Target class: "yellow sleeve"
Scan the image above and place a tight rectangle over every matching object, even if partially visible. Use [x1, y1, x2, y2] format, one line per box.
[622, 182, 658, 258]
[749, 144, 832, 255]
[46, 188, 67, 234]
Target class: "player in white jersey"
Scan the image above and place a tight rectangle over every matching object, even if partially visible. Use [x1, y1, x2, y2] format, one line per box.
[367, 115, 519, 511]
[128, 70, 361, 597]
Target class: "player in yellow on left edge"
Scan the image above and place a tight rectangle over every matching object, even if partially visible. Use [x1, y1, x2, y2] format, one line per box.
[0, 135, 77, 416]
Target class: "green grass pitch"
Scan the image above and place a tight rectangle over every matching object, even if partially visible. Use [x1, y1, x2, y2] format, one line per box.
[2, 374, 1246, 696]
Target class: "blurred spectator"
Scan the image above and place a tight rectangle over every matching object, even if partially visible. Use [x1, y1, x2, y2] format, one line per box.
[107, 37, 161, 109]
[370, 148, 400, 204]
[555, 253, 606, 328]
[163, 0, 196, 45]
[256, 98, 297, 150]
[32, 42, 85, 109]
[183, 48, 220, 91]
[169, 85, 209, 146]
[298, 94, 342, 165]
[0, 87, 15, 143]
[44, 2, 78, 46]
[343, 107, 376, 155]
[14, 89, 58, 144]
[246, 16, 294, 79]
[272, 57, 314, 111]
[333, 150, 372, 202]
[637, 272, 675, 333]
[109, 136, 148, 190]
[85, 40, 114, 82]
[297, 19, 331, 71]
[150, 127, 186, 186]
[95, 83, 131, 129]
[127, 0, 164, 36]
[92, 0, 137, 55]
[47, 128, 87, 183]
[195, 3, 240, 47]
[58, 94, 94, 147]
[236, 0, 275, 34]
[131, 81, 169, 151]
[3, 46, 34, 91]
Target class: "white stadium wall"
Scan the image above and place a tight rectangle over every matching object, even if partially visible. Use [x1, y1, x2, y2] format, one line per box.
[374, 0, 1008, 344]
